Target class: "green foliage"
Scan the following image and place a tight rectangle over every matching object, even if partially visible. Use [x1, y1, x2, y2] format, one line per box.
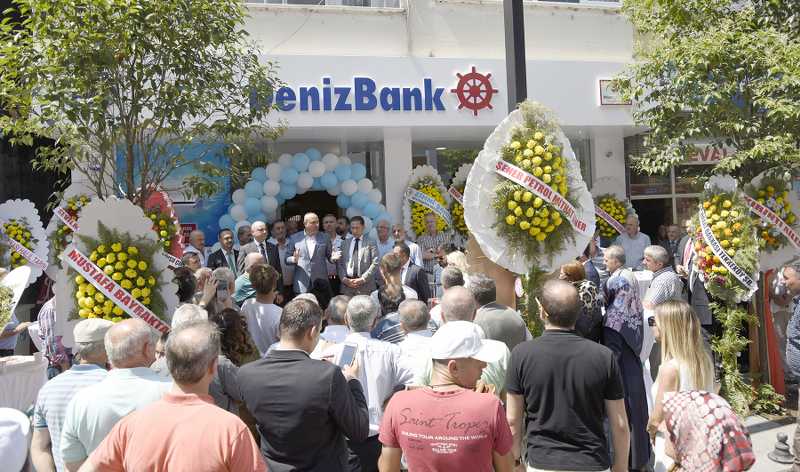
[0, 0, 282, 206]
[437, 148, 478, 183]
[616, 0, 800, 180]
[751, 383, 785, 416]
[710, 302, 757, 416]
[226, 139, 281, 191]
[517, 268, 545, 338]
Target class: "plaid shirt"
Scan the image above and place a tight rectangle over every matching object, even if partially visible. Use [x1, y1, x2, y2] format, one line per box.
[37, 298, 71, 367]
[415, 231, 453, 274]
[645, 266, 684, 307]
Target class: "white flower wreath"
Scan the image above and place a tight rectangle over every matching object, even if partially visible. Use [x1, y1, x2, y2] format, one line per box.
[0, 199, 49, 288]
[403, 164, 452, 240]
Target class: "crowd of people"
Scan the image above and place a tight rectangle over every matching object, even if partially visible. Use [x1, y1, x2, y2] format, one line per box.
[1, 210, 765, 472]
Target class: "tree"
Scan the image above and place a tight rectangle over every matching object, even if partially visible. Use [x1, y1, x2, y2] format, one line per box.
[615, 0, 800, 180]
[0, 0, 281, 206]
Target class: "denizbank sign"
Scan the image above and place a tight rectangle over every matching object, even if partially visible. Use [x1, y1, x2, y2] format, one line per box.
[267, 66, 499, 117]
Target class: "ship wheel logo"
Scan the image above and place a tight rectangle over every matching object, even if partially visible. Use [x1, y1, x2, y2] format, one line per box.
[451, 66, 499, 116]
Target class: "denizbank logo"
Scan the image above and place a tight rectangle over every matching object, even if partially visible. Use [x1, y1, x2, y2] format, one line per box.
[266, 67, 498, 116]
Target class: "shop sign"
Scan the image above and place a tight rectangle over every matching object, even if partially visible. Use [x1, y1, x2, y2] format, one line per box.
[265, 67, 498, 117]
[684, 144, 735, 164]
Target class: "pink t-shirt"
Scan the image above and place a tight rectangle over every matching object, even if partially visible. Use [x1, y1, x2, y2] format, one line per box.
[88, 392, 266, 472]
[379, 388, 512, 471]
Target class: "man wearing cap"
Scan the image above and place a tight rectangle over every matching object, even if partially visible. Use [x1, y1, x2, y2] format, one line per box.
[378, 320, 514, 472]
[31, 319, 112, 472]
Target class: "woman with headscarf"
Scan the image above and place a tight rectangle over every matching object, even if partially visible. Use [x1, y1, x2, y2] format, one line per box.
[558, 260, 603, 342]
[662, 390, 754, 471]
[602, 244, 651, 471]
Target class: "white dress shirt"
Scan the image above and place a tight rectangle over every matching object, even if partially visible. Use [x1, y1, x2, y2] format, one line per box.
[399, 330, 434, 382]
[323, 332, 414, 436]
[304, 233, 317, 258]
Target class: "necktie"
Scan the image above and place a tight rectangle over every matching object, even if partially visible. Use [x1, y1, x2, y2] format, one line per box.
[351, 238, 360, 277]
[226, 252, 236, 274]
[259, 242, 267, 260]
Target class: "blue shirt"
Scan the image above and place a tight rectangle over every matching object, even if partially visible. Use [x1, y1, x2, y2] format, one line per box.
[33, 364, 108, 471]
[786, 298, 800, 379]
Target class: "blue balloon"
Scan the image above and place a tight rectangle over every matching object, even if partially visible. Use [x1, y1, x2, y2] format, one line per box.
[351, 191, 369, 209]
[276, 194, 286, 205]
[244, 197, 261, 217]
[363, 202, 380, 219]
[253, 213, 267, 224]
[305, 148, 322, 161]
[320, 172, 338, 189]
[377, 212, 393, 224]
[350, 163, 367, 180]
[280, 167, 299, 184]
[250, 167, 267, 182]
[311, 177, 324, 190]
[279, 183, 297, 200]
[218, 214, 235, 231]
[334, 164, 352, 181]
[336, 194, 351, 209]
[292, 153, 310, 172]
[245, 180, 263, 198]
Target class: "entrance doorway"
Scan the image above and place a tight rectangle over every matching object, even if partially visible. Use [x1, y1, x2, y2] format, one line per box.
[630, 198, 672, 242]
[280, 191, 340, 221]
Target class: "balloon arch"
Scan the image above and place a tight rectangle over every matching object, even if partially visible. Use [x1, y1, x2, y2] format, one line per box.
[218, 148, 390, 234]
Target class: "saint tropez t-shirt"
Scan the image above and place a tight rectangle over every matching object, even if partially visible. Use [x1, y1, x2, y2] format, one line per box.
[506, 330, 624, 471]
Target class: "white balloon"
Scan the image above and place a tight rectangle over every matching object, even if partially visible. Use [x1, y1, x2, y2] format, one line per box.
[261, 195, 278, 213]
[263, 180, 280, 197]
[345, 207, 362, 218]
[309, 160, 326, 178]
[357, 178, 373, 194]
[322, 153, 340, 171]
[278, 153, 293, 168]
[266, 163, 282, 181]
[341, 179, 358, 196]
[235, 220, 251, 231]
[230, 204, 247, 222]
[367, 228, 378, 241]
[362, 216, 373, 233]
[328, 184, 341, 196]
[368, 189, 382, 203]
[297, 172, 314, 190]
[232, 189, 247, 204]
[339, 156, 352, 166]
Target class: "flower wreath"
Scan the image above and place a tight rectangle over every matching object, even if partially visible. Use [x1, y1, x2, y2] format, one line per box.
[403, 165, 452, 239]
[46, 190, 93, 278]
[744, 171, 798, 252]
[593, 194, 630, 239]
[690, 176, 759, 304]
[449, 162, 472, 239]
[0, 266, 29, 331]
[463, 101, 595, 274]
[143, 188, 183, 257]
[0, 199, 49, 287]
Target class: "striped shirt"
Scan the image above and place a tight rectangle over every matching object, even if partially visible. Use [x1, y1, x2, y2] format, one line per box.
[786, 298, 800, 378]
[645, 267, 685, 308]
[37, 298, 71, 368]
[415, 231, 453, 274]
[33, 364, 108, 471]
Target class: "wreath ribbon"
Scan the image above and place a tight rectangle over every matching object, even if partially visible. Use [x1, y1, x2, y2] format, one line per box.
[594, 204, 626, 235]
[0, 221, 48, 271]
[405, 188, 452, 226]
[743, 194, 800, 249]
[448, 186, 464, 205]
[698, 206, 756, 291]
[63, 246, 170, 333]
[494, 160, 592, 236]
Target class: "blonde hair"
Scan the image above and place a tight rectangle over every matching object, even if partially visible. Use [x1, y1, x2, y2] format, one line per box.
[446, 251, 469, 274]
[655, 300, 713, 390]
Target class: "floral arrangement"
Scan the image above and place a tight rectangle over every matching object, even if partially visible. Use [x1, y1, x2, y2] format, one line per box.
[0, 285, 12, 330]
[72, 224, 163, 322]
[3, 218, 36, 270]
[594, 194, 628, 238]
[403, 165, 451, 239]
[47, 194, 91, 271]
[463, 101, 594, 274]
[690, 178, 759, 304]
[146, 208, 179, 251]
[449, 163, 472, 238]
[744, 173, 797, 252]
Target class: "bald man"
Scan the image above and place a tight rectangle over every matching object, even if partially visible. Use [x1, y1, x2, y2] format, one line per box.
[613, 215, 651, 270]
[183, 230, 207, 266]
[238, 221, 282, 278]
[286, 213, 341, 295]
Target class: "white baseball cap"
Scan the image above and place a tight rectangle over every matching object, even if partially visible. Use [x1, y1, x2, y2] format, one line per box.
[73, 318, 114, 343]
[429, 321, 501, 363]
[0, 407, 30, 472]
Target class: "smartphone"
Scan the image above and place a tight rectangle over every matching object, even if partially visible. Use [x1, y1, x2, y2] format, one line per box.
[215, 274, 229, 301]
[338, 343, 357, 368]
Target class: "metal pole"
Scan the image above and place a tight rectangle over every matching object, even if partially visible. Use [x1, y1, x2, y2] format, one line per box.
[503, 0, 527, 112]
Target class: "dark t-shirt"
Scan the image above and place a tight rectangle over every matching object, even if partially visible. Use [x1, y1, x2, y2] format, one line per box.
[506, 329, 624, 471]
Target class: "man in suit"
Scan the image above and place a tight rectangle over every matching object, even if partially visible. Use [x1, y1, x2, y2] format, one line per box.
[676, 219, 713, 330]
[206, 228, 240, 275]
[337, 216, 378, 296]
[659, 224, 682, 269]
[393, 242, 431, 303]
[287, 213, 342, 295]
[238, 221, 281, 277]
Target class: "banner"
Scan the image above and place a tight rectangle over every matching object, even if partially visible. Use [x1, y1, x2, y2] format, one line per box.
[54, 207, 80, 233]
[743, 194, 800, 249]
[698, 207, 756, 291]
[0, 223, 48, 271]
[405, 188, 452, 226]
[494, 160, 592, 236]
[164, 252, 183, 268]
[63, 247, 170, 334]
[594, 204, 626, 235]
[448, 186, 464, 205]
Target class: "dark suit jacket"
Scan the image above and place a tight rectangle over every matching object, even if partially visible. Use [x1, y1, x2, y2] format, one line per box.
[206, 248, 240, 273]
[677, 235, 712, 326]
[403, 263, 431, 302]
[238, 349, 369, 472]
[237, 239, 282, 277]
[659, 238, 681, 268]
